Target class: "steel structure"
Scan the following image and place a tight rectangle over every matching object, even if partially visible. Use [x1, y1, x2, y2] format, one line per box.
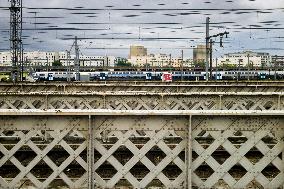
[0, 92, 283, 111]
[9, 0, 23, 82]
[66, 36, 81, 81]
[74, 36, 80, 81]
[0, 82, 283, 189]
[1, 81, 284, 93]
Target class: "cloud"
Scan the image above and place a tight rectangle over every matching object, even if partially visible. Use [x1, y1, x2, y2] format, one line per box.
[0, 0, 284, 57]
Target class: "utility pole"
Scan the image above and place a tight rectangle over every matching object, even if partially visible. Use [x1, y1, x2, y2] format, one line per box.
[274, 55, 277, 80]
[238, 59, 241, 81]
[247, 53, 250, 81]
[74, 36, 80, 81]
[205, 17, 210, 81]
[67, 50, 71, 82]
[209, 39, 213, 80]
[181, 50, 184, 81]
[9, 0, 23, 82]
[169, 54, 172, 70]
[205, 17, 229, 81]
[215, 58, 218, 81]
[46, 56, 49, 72]
[21, 42, 24, 81]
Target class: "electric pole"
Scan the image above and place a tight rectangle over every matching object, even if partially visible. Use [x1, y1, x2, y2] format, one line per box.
[205, 17, 229, 81]
[215, 58, 218, 81]
[9, 0, 23, 82]
[67, 50, 71, 82]
[247, 53, 250, 81]
[74, 36, 80, 81]
[205, 17, 210, 81]
[238, 59, 241, 81]
[209, 39, 213, 80]
[181, 50, 184, 81]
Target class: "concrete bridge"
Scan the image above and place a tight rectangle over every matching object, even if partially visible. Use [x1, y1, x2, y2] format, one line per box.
[0, 82, 283, 189]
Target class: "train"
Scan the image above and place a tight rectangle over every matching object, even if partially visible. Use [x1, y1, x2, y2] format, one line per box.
[31, 70, 284, 81]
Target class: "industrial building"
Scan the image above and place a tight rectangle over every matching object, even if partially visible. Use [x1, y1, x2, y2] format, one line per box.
[129, 45, 147, 58]
[193, 45, 206, 63]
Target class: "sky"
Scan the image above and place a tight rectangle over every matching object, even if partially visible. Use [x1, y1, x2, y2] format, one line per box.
[0, 0, 284, 58]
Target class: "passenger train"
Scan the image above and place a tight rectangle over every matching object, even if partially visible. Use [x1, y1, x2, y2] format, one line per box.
[32, 70, 284, 81]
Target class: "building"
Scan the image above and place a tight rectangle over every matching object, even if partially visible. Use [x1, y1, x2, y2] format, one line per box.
[0, 51, 11, 66]
[129, 53, 170, 67]
[128, 53, 192, 68]
[129, 45, 147, 58]
[271, 55, 284, 68]
[63, 55, 116, 67]
[0, 51, 116, 67]
[193, 45, 206, 63]
[0, 51, 66, 66]
[217, 51, 271, 67]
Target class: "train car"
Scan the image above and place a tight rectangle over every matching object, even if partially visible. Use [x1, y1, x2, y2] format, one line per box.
[31, 70, 284, 82]
[33, 72, 76, 81]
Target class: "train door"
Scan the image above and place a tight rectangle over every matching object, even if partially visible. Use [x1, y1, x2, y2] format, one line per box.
[162, 72, 173, 82]
[217, 73, 222, 80]
[99, 73, 106, 80]
[48, 73, 54, 81]
[146, 73, 152, 80]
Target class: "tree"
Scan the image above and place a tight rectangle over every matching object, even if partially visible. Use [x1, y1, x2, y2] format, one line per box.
[52, 60, 62, 67]
[116, 60, 132, 67]
[193, 61, 205, 68]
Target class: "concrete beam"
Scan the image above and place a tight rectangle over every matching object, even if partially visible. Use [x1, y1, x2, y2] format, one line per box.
[1, 109, 284, 116]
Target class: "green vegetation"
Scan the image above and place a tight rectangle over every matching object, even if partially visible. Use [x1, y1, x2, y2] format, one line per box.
[193, 61, 205, 68]
[52, 60, 62, 67]
[218, 63, 237, 69]
[116, 60, 132, 67]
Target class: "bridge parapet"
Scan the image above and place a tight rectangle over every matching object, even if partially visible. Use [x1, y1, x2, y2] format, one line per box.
[0, 91, 283, 111]
[0, 82, 283, 189]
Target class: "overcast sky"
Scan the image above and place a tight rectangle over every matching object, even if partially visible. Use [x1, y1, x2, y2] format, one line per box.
[1, 0, 284, 58]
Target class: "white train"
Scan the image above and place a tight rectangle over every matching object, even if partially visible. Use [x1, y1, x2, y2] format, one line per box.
[32, 70, 284, 81]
